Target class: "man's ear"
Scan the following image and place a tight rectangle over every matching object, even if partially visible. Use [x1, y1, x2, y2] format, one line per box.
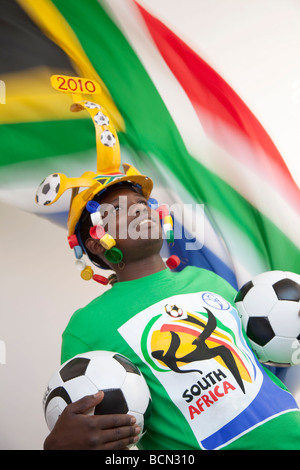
[85, 237, 105, 257]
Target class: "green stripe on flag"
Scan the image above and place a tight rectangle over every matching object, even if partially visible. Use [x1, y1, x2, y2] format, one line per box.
[0, 119, 95, 167]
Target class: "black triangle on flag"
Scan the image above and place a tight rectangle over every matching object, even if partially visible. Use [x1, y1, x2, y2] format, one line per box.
[95, 177, 111, 185]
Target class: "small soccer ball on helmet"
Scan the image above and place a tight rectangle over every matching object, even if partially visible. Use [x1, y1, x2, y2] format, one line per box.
[84, 101, 101, 109]
[100, 130, 116, 147]
[43, 351, 152, 444]
[35, 173, 61, 206]
[94, 111, 109, 126]
[235, 270, 300, 366]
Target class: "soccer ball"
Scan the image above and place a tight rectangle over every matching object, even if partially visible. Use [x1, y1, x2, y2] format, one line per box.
[43, 351, 152, 442]
[94, 111, 110, 126]
[84, 101, 101, 109]
[35, 173, 60, 206]
[235, 270, 300, 366]
[100, 130, 116, 147]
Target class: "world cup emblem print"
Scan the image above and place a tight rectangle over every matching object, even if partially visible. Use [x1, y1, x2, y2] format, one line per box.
[119, 291, 297, 449]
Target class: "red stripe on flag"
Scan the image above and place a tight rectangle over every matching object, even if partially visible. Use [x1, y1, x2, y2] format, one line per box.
[135, 2, 300, 211]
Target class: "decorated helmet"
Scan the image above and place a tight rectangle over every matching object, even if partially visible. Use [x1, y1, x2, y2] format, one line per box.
[36, 98, 153, 236]
[35, 76, 177, 284]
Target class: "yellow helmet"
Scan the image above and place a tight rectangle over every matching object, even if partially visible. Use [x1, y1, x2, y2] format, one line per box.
[35, 96, 153, 236]
[35, 76, 157, 283]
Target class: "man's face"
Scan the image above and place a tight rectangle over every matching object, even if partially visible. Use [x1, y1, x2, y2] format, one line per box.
[97, 186, 163, 263]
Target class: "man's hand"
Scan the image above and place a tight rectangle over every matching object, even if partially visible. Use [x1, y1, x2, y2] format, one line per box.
[44, 391, 141, 450]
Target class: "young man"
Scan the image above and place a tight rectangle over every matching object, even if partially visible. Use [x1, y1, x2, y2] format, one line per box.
[41, 181, 300, 450]
[37, 97, 300, 450]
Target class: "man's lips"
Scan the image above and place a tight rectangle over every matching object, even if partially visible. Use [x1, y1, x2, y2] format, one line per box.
[132, 212, 158, 231]
[139, 218, 153, 226]
[136, 217, 155, 230]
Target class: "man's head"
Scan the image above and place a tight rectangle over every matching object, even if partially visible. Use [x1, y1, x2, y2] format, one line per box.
[76, 183, 163, 272]
[35, 95, 164, 283]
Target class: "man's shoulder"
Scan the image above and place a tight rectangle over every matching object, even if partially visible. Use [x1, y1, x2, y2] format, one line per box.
[178, 266, 237, 299]
[179, 265, 228, 282]
[64, 288, 115, 331]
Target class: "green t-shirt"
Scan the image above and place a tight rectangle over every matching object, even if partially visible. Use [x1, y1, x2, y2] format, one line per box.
[61, 266, 300, 450]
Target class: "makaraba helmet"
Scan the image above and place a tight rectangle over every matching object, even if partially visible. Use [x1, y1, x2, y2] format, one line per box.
[35, 75, 177, 284]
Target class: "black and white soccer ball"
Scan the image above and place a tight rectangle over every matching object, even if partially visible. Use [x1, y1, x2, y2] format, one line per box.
[100, 130, 116, 147]
[235, 270, 300, 366]
[84, 101, 101, 109]
[35, 173, 60, 206]
[165, 304, 183, 318]
[43, 351, 152, 443]
[94, 111, 110, 126]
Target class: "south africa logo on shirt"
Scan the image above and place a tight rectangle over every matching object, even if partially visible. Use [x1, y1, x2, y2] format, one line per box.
[142, 302, 253, 395]
[119, 291, 297, 449]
